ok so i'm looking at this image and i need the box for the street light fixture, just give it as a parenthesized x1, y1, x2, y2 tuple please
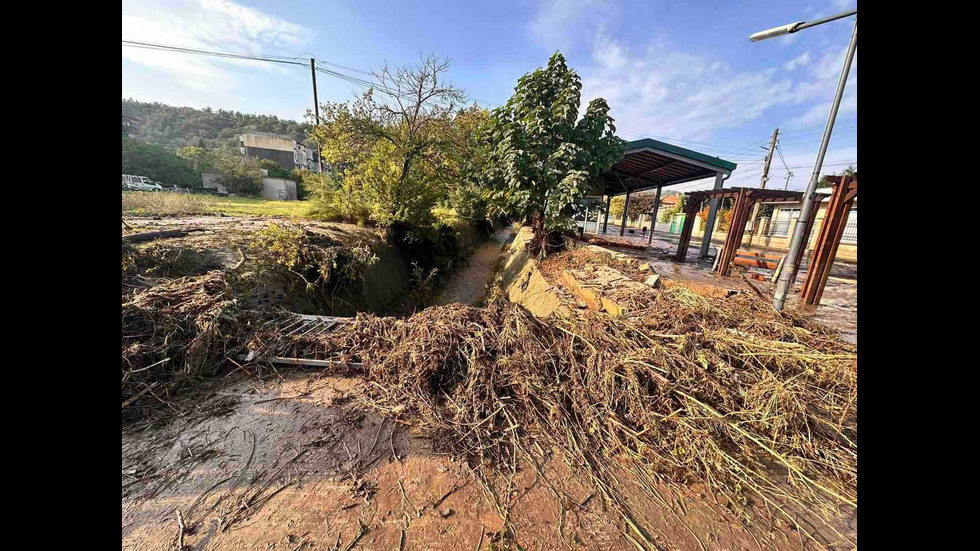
(750, 9, 857, 41)
(750, 9, 857, 312)
(749, 22, 804, 42)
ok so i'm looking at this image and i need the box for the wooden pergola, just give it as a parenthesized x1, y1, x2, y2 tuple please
(800, 175, 857, 306)
(674, 187, 826, 281)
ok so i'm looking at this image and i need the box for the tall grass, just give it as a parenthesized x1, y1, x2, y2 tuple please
(122, 191, 312, 218)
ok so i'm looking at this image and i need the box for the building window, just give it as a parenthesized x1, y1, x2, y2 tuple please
(770, 208, 800, 237)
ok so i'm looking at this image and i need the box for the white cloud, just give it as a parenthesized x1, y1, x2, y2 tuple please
(784, 47, 857, 128)
(786, 78, 856, 129)
(784, 52, 812, 71)
(580, 34, 796, 141)
(527, 0, 616, 51)
(122, 0, 313, 92)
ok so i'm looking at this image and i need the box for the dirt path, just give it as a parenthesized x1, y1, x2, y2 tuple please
(433, 229, 512, 306)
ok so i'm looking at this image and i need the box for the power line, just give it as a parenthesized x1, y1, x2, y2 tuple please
(122, 40, 308, 67)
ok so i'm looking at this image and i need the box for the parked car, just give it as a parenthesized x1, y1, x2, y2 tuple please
(122, 174, 163, 191)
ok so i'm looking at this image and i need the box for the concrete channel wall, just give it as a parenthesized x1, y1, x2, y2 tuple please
(498, 227, 564, 319)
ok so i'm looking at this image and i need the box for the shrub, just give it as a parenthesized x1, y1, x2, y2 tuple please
(215, 156, 262, 196)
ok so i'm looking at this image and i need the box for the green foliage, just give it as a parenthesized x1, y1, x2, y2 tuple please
(818, 164, 857, 187)
(259, 159, 294, 179)
(121, 137, 200, 188)
(309, 55, 470, 229)
(214, 155, 263, 196)
(122, 99, 310, 154)
(305, 171, 372, 224)
(609, 191, 657, 219)
(659, 195, 686, 223)
(441, 106, 492, 222)
(482, 52, 625, 239)
(289, 168, 327, 200)
(175, 146, 217, 173)
(175, 146, 261, 195)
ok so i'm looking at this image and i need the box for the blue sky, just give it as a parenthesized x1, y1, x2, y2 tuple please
(122, 0, 857, 192)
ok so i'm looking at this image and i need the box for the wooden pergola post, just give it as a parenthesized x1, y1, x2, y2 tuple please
(715, 188, 755, 277)
(674, 191, 703, 262)
(800, 177, 857, 306)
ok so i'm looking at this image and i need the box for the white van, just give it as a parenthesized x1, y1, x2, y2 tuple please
(122, 174, 163, 191)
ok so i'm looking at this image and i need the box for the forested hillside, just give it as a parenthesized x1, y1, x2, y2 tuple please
(122, 99, 311, 153)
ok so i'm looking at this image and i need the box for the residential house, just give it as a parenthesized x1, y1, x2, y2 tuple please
(240, 132, 321, 172)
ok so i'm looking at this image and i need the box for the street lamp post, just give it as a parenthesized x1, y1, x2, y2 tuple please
(751, 9, 857, 311)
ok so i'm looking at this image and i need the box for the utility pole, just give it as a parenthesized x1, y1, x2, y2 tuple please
(760, 15, 857, 311)
(747, 128, 778, 238)
(310, 58, 323, 173)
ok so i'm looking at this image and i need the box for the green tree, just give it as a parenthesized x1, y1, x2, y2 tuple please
(441, 106, 491, 221)
(609, 191, 657, 220)
(176, 146, 217, 173)
(122, 137, 200, 188)
(819, 164, 857, 186)
(482, 52, 625, 249)
(176, 146, 263, 195)
(659, 194, 686, 223)
(309, 55, 468, 228)
(258, 159, 294, 179)
(214, 155, 262, 195)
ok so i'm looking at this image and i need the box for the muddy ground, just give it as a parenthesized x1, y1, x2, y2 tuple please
(123, 372, 854, 551)
(587, 241, 858, 346)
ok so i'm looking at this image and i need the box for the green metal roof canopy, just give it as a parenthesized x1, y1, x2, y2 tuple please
(597, 138, 738, 196)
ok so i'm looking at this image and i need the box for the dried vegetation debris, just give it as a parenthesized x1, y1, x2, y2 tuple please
(122, 229, 857, 548)
(280, 282, 855, 547)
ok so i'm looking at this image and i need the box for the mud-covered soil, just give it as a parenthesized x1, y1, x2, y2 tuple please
(122, 373, 853, 551)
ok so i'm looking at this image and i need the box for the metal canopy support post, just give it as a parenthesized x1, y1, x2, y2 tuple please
(648, 186, 662, 246)
(619, 191, 631, 237)
(699, 172, 726, 259)
(603, 195, 611, 234)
